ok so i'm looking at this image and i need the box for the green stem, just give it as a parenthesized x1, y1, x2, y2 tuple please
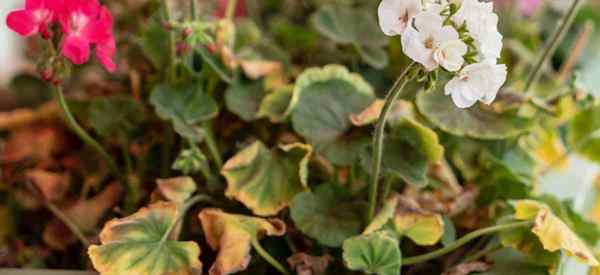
(251, 239, 291, 275)
(191, 0, 198, 20)
(402, 221, 534, 266)
(225, 0, 239, 20)
(202, 121, 223, 169)
(381, 176, 394, 203)
(162, 0, 177, 81)
(524, 0, 584, 94)
(367, 62, 415, 223)
(53, 86, 120, 178)
(162, 194, 215, 242)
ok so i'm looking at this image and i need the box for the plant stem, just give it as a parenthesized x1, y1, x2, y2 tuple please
(381, 176, 394, 203)
(53, 86, 120, 178)
(162, 194, 215, 242)
(225, 0, 239, 20)
(45, 201, 91, 247)
(402, 220, 534, 266)
(524, 0, 584, 94)
(191, 0, 198, 20)
(367, 62, 415, 223)
(162, 0, 177, 81)
(251, 239, 291, 275)
(202, 121, 223, 169)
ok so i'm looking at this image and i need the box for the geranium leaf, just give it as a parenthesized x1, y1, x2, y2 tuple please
(156, 177, 197, 203)
(88, 202, 202, 275)
(416, 86, 533, 139)
(198, 208, 286, 275)
(290, 183, 362, 247)
(342, 231, 402, 275)
(289, 65, 375, 165)
(310, 4, 387, 47)
(394, 210, 444, 246)
(568, 103, 600, 163)
(477, 248, 550, 275)
(364, 195, 399, 235)
(150, 82, 218, 141)
(90, 96, 146, 143)
(256, 85, 293, 123)
(225, 82, 269, 122)
(222, 141, 312, 216)
(357, 45, 389, 69)
(141, 17, 170, 69)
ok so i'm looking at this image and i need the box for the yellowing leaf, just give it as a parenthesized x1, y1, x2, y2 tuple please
(156, 177, 197, 203)
(88, 202, 202, 275)
(363, 195, 399, 235)
(513, 200, 548, 220)
(222, 141, 312, 216)
(532, 208, 599, 266)
(198, 208, 286, 275)
(350, 99, 414, 127)
(240, 59, 282, 80)
(529, 127, 568, 170)
(394, 211, 444, 246)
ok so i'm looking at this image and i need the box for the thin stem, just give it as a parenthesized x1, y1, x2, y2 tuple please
(251, 239, 291, 275)
(367, 62, 415, 222)
(381, 176, 395, 203)
(191, 0, 198, 20)
(524, 0, 584, 94)
(162, 0, 177, 81)
(402, 221, 534, 266)
(202, 121, 223, 169)
(225, 0, 239, 21)
(53, 86, 120, 178)
(162, 194, 215, 242)
(45, 201, 91, 247)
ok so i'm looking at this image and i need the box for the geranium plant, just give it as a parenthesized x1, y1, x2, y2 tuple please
(2, 0, 600, 274)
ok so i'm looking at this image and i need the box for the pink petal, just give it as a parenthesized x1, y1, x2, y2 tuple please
(96, 39, 117, 72)
(25, 0, 44, 10)
(61, 35, 91, 64)
(6, 10, 37, 36)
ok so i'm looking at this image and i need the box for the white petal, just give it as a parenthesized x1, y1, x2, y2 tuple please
(434, 39, 467, 72)
(414, 10, 444, 35)
(378, 0, 422, 36)
(401, 26, 437, 71)
(445, 78, 477, 108)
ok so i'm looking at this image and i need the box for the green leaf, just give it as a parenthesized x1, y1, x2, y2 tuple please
(416, 85, 534, 139)
(357, 45, 389, 69)
(198, 208, 286, 275)
(225, 82, 268, 122)
(9, 73, 51, 107)
(362, 118, 444, 187)
(256, 85, 294, 123)
(141, 17, 170, 69)
(342, 231, 402, 275)
(88, 202, 202, 275)
(172, 148, 210, 176)
(289, 65, 375, 165)
(290, 184, 363, 247)
(222, 141, 312, 216)
(89, 96, 146, 143)
(568, 103, 600, 163)
(150, 82, 218, 141)
(441, 216, 456, 247)
(476, 248, 550, 275)
(311, 4, 387, 47)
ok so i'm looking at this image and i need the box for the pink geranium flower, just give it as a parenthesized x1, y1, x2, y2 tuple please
(6, 0, 61, 38)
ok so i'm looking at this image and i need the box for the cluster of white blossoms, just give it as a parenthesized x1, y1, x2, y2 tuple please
(378, 0, 508, 108)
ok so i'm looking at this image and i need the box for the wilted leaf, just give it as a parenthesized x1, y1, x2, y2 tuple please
(222, 141, 311, 216)
(416, 85, 533, 139)
(289, 65, 375, 165)
(156, 177, 197, 203)
(513, 200, 548, 220)
(350, 99, 414, 127)
(364, 195, 398, 235)
(290, 183, 362, 247)
(342, 231, 402, 275)
(88, 202, 202, 275)
(568, 103, 600, 163)
(2, 125, 65, 163)
(150, 81, 217, 141)
(225, 82, 268, 122)
(240, 59, 282, 80)
(25, 170, 70, 202)
(90, 96, 146, 143)
(363, 118, 444, 187)
(528, 126, 568, 169)
(394, 209, 444, 246)
(287, 253, 332, 275)
(44, 183, 122, 250)
(198, 208, 286, 275)
(0, 101, 59, 130)
(442, 261, 490, 275)
(257, 85, 293, 123)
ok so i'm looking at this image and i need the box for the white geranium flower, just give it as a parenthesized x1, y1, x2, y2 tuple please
(444, 61, 508, 108)
(378, 0, 422, 36)
(401, 11, 467, 71)
(453, 0, 503, 60)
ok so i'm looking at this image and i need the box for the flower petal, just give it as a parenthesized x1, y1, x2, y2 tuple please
(96, 38, 117, 72)
(6, 10, 37, 36)
(61, 35, 91, 64)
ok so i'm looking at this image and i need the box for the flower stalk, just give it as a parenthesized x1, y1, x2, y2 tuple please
(367, 62, 415, 223)
(251, 238, 291, 275)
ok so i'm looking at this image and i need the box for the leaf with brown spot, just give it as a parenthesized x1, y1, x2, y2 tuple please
(198, 208, 286, 275)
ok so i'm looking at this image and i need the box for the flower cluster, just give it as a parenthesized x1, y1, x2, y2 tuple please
(378, 0, 507, 108)
(6, 0, 117, 72)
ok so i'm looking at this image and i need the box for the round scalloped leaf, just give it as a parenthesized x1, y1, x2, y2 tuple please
(88, 202, 202, 275)
(257, 85, 294, 123)
(357, 45, 389, 69)
(89, 96, 146, 143)
(156, 177, 197, 203)
(342, 231, 402, 275)
(222, 141, 312, 216)
(225, 82, 268, 122)
(289, 65, 375, 165)
(568, 103, 600, 163)
(290, 183, 362, 247)
(198, 208, 286, 275)
(416, 88, 533, 139)
(310, 4, 387, 47)
(150, 82, 218, 141)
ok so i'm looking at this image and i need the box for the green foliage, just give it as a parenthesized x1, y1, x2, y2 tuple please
(225, 82, 268, 122)
(89, 96, 146, 143)
(342, 231, 402, 275)
(568, 103, 600, 163)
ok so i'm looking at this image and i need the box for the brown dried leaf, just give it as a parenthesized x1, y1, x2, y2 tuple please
(0, 102, 59, 130)
(442, 261, 491, 275)
(287, 253, 332, 275)
(2, 125, 65, 163)
(25, 169, 70, 202)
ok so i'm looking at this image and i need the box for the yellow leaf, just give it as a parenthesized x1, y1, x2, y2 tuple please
(199, 208, 286, 275)
(363, 195, 398, 235)
(533, 208, 599, 266)
(513, 199, 548, 220)
(156, 177, 197, 203)
(88, 202, 202, 275)
(394, 212, 444, 246)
